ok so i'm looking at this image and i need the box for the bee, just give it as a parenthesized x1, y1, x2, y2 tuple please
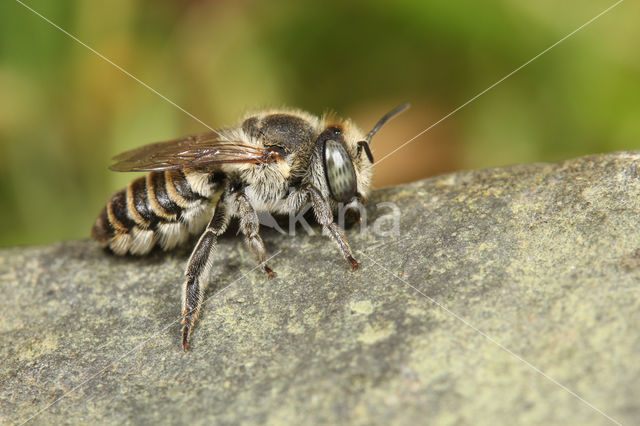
(92, 104, 409, 350)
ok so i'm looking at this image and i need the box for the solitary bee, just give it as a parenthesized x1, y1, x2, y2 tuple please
(92, 104, 409, 350)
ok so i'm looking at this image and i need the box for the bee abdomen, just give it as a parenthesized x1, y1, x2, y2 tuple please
(92, 170, 216, 256)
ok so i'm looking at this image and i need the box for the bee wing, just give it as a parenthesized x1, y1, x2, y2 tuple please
(109, 131, 280, 172)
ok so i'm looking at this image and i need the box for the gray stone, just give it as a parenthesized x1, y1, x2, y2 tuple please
(1, 151, 640, 425)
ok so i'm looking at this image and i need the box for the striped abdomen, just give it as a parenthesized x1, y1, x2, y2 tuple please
(92, 169, 221, 255)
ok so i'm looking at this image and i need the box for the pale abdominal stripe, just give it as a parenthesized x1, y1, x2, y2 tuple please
(92, 169, 217, 255)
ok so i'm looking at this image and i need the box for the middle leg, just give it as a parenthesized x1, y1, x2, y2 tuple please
(237, 194, 275, 278)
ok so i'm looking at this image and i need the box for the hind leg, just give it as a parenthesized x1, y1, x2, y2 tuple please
(181, 196, 229, 351)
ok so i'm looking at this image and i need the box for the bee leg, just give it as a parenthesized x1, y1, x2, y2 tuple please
(181, 197, 229, 351)
(343, 207, 362, 229)
(237, 194, 275, 279)
(307, 185, 359, 270)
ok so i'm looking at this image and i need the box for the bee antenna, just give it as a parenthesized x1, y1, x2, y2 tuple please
(366, 103, 410, 144)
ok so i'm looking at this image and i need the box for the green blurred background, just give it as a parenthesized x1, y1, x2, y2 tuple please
(1, 0, 638, 247)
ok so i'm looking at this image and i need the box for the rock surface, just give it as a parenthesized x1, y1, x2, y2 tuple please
(2, 151, 640, 425)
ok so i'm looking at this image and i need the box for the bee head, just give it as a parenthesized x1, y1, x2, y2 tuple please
(319, 104, 410, 204)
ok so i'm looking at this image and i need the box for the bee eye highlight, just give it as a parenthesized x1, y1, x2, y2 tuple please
(323, 140, 357, 203)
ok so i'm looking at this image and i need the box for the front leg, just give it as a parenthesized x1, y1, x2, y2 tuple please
(307, 185, 359, 270)
(181, 196, 229, 351)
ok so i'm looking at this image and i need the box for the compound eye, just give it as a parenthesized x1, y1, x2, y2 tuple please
(323, 139, 357, 203)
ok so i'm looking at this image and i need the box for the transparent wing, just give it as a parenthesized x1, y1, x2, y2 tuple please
(109, 131, 280, 172)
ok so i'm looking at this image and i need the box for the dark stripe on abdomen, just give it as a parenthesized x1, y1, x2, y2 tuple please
(110, 189, 137, 230)
(149, 171, 182, 216)
(130, 176, 158, 227)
